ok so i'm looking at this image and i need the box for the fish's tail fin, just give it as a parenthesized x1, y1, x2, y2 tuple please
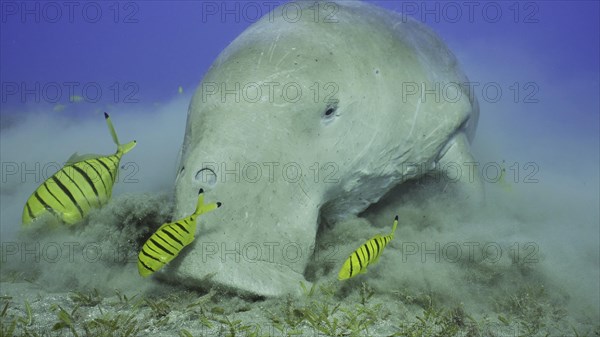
(118, 140, 137, 155)
(194, 188, 222, 216)
(104, 112, 137, 155)
(390, 215, 399, 238)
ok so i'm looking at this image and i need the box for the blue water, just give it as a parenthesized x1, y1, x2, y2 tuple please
(2, 1, 597, 119)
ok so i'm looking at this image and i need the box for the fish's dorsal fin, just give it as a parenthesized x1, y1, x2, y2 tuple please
(104, 112, 137, 155)
(65, 152, 104, 165)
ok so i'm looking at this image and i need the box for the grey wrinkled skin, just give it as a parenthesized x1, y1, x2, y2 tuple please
(167, 0, 482, 296)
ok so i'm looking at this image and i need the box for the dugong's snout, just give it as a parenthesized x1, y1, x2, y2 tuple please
(171, 157, 319, 296)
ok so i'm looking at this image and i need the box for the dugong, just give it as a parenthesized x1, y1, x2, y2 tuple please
(170, 0, 482, 296)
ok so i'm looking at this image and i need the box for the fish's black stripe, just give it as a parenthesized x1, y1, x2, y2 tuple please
(149, 238, 174, 256)
(26, 203, 34, 220)
(378, 238, 386, 257)
(349, 255, 354, 277)
(167, 225, 186, 238)
(107, 155, 122, 170)
(138, 257, 155, 272)
(73, 165, 99, 199)
(142, 248, 161, 262)
(34, 192, 55, 215)
(106, 155, 119, 165)
(372, 240, 380, 259)
(168, 224, 182, 236)
(161, 228, 183, 247)
(83, 161, 108, 194)
(99, 157, 117, 177)
(174, 222, 190, 234)
(354, 250, 363, 270)
(155, 233, 178, 249)
(43, 182, 65, 208)
(94, 158, 114, 182)
(374, 237, 381, 255)
(369, 240, 379, 257)
(364, 242, 371, 262)
(51, 176, 84, 218)
(62, 168, 92, 208)
(147, 244, 161, 256)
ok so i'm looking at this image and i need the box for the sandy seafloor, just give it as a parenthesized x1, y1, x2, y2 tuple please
(1, 159, 599, 336)
(1, 1, 599, 336)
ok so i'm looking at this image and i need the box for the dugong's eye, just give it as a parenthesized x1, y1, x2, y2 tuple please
(322, 102, 339, 123)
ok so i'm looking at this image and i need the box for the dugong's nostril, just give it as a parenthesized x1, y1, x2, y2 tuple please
(195, 168, 217, 188)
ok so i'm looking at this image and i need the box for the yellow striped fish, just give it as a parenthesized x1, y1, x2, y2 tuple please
(137, 189, 221, 277)
(338, 215, 399, 280)
(22, 112, 136, 226)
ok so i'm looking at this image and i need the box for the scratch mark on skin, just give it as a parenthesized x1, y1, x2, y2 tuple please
(426, 124, 444, 140)
(408, 99, 421, 139)
(276, 50, 293, 70)
(256, 67, 308, 84)
(298, 180, 311, 204)
(419, 125, 442, 151)
(256, 51, 265, 70)
(334, 125, 351, 148)
(392, 148, 411, 162)
(269, 33, 281, 63)
(421, 125, 445, 154)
